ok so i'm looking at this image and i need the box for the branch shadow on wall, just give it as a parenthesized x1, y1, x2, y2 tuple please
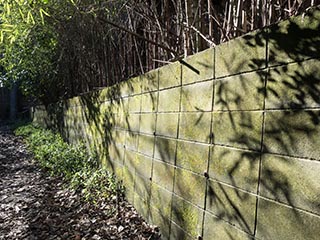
(205, 6, 320, 240)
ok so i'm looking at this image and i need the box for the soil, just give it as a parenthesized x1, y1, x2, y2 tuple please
(0, 127, 161, 240)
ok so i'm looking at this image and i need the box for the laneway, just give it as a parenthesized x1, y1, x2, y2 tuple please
(0, 129, 160, 240)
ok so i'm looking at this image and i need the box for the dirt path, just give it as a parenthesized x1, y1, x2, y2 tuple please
(0, 130, 160, 240)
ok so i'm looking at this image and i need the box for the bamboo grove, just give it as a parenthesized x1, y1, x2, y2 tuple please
(0, 0, 318, 104)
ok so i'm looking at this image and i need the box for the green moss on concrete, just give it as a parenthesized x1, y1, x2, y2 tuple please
(256, 198, 320, 240)
(150, 183, 172, 218)
(122, 167, 135, 203)
(266, 59, 320, 109)
(158, 87, 181, 112)
(176, 140, 209, 174)
(141, 92, 158, 112)
(114, 112, 126, 129)
(268, 8, 320, 66)
(134, 193, 150, 221)
(119, 76, 141, 96)
(209, 146, 260, 193)
(215, 30, 266, 78)
(141, 69, 159, 93)
(158, 61, 182, 89)
(111, 159, 123, 180)
(110, 129, 126, 146)
(135, 174, 151, 201)
(212, 111, 263, 151)
(149, 206, 171, 239)
(206, 180, 256, 234)
(203, 211, 253, 240)
(156, 113, 179, 138)
(139, 113, 156, 134)
(125, 132, 139, 150)
(138, 134, 155, 157)
(182, 48, 214, 84)
(171, 195, 203, 238)
(181, 80, 213, 112)
(108, 143, 125, 163)
(152, 160, 175, 191)
(174, 168, 206, 208)
(126, 113, 140, 132)
(264, 110, 320, 160)
(125, 151, 152, 179)
(214, 71, 266, 111)
(154, 137, 177, 164)
(260, 154, 320, 215)
(128, 95, 142, 113)
(179, 112, 211, 143)
(170, 221, 194, 240)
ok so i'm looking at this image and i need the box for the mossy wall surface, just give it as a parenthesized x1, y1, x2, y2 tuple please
(32, 7, 320, 240)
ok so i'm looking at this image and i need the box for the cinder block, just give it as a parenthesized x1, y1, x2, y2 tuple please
(209, 146, 260, 193)
(260, 154, 320, 215)
(126, 152, 152, 179)
(138, 134, 155, 157)
(135, 174, 151, 202)
(266, 59, 320, 109)
(156, 113, 179, 138)
(108, 143, 125, 163)
(158, 61, 182, 89)
(150, 183, 173, 219)
(158, 87, 181, 112)
(111, 159, 123, 179)
(141, 92, 158, 112)
(118, 76, 141, 96)
(182, 48, 214, 84)
(181, 81, 213, 112)
(154, 137, 177, 164)
(128, 95, 141, 113)
(152, 160, 175, 191)
(140, 113, 156, 134)
(112, 97, 129, 115)
(122, 167, 135, 203)
(171, 195, 203, 238)
(149, 206, 171, 240)
(176, 140, 209, 174)
(264, 110, 320, 160)
(125, 132, 139, 150)
(124, 149, 138, 170)
(179, 112, 211, 143)
(126, 113, 140, 132)
(212, 111, 263, 151)
(256, 198, 320, 240)
(215, 30, 266, 78)
(214, 71, 266, 111)
(203, 211, 253, 240)
(174, 168, 206, 208)
(134, 193, 150, 220)
(206, 180, 256, 234)
(114, 112, 127, 129)
(141, 69, 159, 93)
(110, 129, 126, 146)
(170, 221, 194, 240)
(268, 9, 320, 66)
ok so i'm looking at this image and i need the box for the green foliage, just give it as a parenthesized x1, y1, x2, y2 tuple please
(14, 123, 124, 202)
(0, 0, 63, 103)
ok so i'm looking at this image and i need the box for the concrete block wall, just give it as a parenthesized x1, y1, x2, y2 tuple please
(33, 7, 320, 240)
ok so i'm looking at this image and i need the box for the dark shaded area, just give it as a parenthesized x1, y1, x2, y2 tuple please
(0, 130, 160, 240)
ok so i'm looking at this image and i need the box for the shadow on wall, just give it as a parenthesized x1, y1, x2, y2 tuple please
(37, 6, 320, 240)
(204, 7, 320, 240)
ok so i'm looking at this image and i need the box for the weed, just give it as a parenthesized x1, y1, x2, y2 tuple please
(14, 123, 124, 203)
